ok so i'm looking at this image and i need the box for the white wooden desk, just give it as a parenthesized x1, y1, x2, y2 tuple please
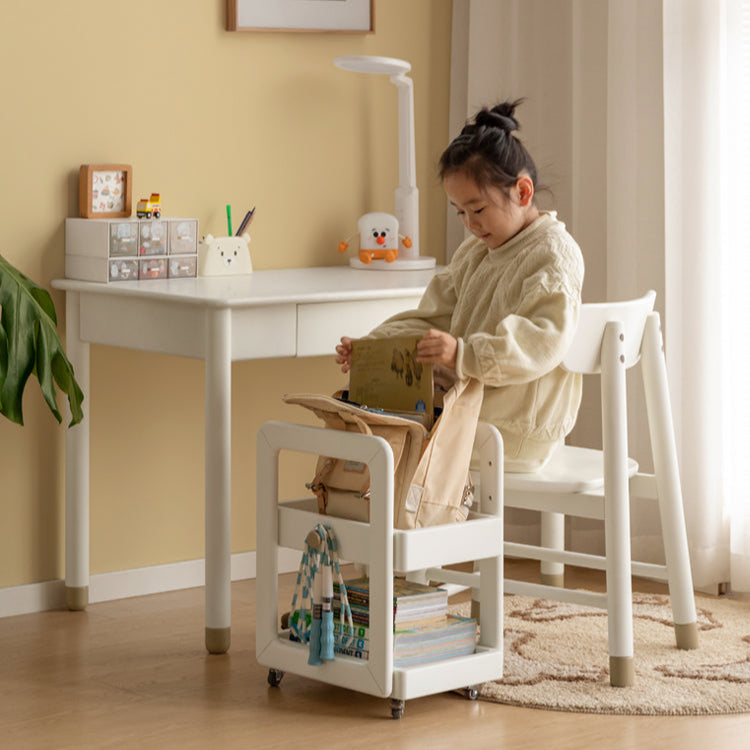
(52, 266, 434, 654)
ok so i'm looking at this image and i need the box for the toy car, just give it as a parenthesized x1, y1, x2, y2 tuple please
(136, 193, 162, 219)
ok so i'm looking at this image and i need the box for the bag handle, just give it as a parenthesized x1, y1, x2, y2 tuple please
(307, 459, 334, 513)
(339, 411, 373, 436)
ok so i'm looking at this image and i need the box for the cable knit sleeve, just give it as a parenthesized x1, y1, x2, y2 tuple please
(455, 236, 584, 387)
(366, 261, 459, 339)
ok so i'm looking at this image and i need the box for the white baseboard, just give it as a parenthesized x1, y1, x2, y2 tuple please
(0, 578, 68, 618)
(0, 548, 302, 619)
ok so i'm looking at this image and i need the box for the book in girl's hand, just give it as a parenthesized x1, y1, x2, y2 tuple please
(349, 336, 434, 428)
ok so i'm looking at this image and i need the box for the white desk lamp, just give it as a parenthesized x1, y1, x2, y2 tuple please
(334, 55, 436, 270)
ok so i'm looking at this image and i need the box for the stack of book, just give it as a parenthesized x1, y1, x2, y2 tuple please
(331, 576, 477, 666)
(339, 576, 448, 628)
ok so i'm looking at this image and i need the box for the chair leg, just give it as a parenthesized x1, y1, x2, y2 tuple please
(641, 314, 698, 649)
(602, 321, 634, 687)
(540, 512, 565, 586)
(405, 569, 430, 585)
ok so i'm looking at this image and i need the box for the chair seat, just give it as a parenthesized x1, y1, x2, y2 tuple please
(504, 445, 639, 493)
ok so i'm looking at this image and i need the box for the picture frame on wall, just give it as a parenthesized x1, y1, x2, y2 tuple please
(226, 0, 373, 33)
(79, 164, 133, 219)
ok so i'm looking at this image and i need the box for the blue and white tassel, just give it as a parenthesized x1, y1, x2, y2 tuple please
(288, 523, 354, 665)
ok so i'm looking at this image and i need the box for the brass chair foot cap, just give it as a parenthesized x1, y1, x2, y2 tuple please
(470, 599, 481, 622)
(540, 572, 565, 588)
(609, 655, 634, 687)
(675, 621, 699, 650)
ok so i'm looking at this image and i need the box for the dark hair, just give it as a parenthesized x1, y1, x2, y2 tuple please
(439, 99, 539, 197)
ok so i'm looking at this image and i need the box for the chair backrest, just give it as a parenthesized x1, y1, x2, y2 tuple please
(562, 290, 656, 374)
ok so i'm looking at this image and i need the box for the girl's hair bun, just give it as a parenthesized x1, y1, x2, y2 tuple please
(474, 102, 520, 133)
(439, 97, 540, 195)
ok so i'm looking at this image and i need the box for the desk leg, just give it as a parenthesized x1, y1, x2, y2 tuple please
(65, 291, 90, 611)
(205, 307, 232, 654)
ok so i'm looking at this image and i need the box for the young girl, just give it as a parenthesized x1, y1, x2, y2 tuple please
(336, 100, 584, 472)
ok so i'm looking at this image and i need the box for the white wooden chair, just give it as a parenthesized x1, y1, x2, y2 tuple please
(503, 291, 698, 687)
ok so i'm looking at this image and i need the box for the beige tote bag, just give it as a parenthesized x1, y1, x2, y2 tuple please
(283, 377, 483, 529)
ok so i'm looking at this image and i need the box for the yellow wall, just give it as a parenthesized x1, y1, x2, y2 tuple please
(0, 1, 452, 586)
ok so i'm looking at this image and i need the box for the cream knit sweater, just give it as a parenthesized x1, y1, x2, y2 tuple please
(369, 211, 584, 471)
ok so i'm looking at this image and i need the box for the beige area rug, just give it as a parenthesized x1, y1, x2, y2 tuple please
(450, 593, 750, 715)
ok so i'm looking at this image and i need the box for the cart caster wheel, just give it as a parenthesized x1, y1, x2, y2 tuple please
(465, 686, 479, 700)
(390, 698, 405, 719)
(267, 668, 284, 687)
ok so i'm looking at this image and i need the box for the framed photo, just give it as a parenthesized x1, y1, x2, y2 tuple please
(79, 164, 133, 219)
(226, 0, 373, 33)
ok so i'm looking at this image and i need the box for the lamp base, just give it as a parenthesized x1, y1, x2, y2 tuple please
(350, 256, 436, 271)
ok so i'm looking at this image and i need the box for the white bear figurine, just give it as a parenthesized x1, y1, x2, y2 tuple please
(198, 233, 253, 276)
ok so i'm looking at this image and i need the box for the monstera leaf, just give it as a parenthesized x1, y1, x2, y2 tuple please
(0, 254, 83, 426)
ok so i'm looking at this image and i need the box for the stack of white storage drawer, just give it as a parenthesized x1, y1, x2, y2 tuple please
(65, 217, 199, 282)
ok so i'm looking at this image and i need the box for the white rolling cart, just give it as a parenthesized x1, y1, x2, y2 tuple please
(256, 420, 504, 719)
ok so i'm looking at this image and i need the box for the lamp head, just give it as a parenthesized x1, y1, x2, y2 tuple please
(334, 55, 411, 77)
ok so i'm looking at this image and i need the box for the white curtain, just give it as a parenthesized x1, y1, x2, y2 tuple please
(663, 0, 726, 589)
(723, 0, 750, 591)
(453, 0, 750, 591)
(663, 0, 750, 593)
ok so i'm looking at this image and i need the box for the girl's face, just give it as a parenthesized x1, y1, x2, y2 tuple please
(443, 170, 538, 250)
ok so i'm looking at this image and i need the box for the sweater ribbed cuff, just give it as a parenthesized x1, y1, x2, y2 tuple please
(455, 337, 479, 381)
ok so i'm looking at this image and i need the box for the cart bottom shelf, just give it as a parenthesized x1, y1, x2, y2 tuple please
(259, 633, 502, 705)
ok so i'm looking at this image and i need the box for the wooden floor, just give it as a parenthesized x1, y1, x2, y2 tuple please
(2, 563, 749, 750)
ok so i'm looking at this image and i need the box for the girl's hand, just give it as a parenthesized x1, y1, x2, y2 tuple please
(335, 336, 355, 373)
(416, 329, 458, 369)
(433, 363, 458, 391)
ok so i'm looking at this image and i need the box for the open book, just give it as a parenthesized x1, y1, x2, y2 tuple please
(348, 336, 434, 428)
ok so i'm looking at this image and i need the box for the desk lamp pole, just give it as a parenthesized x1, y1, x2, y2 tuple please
(392, 68, 419, 262)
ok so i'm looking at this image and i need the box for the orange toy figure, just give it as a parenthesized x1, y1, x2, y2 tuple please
(338, 212, 412, 265)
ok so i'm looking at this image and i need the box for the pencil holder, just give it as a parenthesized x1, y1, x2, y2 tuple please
(198, 233, 252, 276)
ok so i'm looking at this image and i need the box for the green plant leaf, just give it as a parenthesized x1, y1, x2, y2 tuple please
(0, 254, 84, 426)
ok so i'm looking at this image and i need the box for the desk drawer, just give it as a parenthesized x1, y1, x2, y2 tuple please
(79, 296, 296, 360)
(296, 296, 422, 357)
(80, 295, 206, 357)
(231, 305, 296, 360)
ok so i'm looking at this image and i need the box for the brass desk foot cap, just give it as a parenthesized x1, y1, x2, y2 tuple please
(675, 621, 699, 650)
(609, 655, 634, 687)
(65, 586, 89, 611)
(540, 572, 565, 587)
(206, 627, 231, 654)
